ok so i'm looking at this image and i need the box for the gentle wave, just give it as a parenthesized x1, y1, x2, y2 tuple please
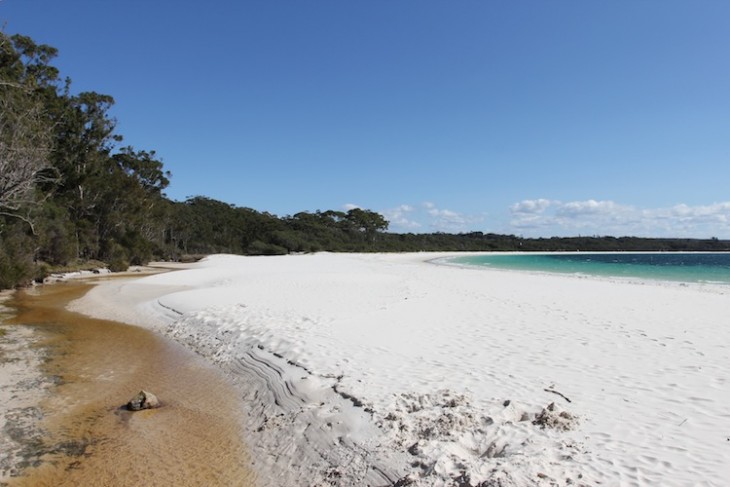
(446, 252, 730, 284)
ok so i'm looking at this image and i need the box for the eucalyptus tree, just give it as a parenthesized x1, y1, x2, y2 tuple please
(0, 33, 58, 232)
(345, 208, 389, 242)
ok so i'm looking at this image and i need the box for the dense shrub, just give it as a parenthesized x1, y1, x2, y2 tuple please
(0, 233, 36, 288)
(105, 241, 130, 272)
(247, 240, 288, 256)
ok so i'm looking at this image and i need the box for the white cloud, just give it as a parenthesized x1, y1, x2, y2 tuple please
(377, 202, 484, 233)
(509, 198, 730, 238)
(346, 198, 730, 237)
(556, 199, 620, 217)
(382, 204, 421, 230)
(668, 202, 730, 222)
(510, 198, 553, 214)
(343, 203, 360, 211)
(427, 206, 460, 219)
(422, 202, 484, 232)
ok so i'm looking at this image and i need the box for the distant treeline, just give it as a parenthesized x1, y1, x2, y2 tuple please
(1, 32, 728, 289)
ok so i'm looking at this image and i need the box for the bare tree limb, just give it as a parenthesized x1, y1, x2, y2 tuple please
(0, 210, 36, 235)
(0, 79, 54, 226)
(544, 388, 572, 403)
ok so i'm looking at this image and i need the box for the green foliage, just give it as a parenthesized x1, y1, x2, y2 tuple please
(0, 31, 172, 287)
(269, 230, 308, 253)
(0, 33, 57, 227)
(112, 147, 170, 194)
(105, 240, 130, 272)
(34, 262, 51, 283)
(165, 197, 284, 256)
(0, 231, 35, 288)
(247, 240, 288, 255)
(345, 208, 389, 241)
(35, 204, 76, 266)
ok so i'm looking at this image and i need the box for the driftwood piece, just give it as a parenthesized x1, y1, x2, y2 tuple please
(543, 388, 572, 403)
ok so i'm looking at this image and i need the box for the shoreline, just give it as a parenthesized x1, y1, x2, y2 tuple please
(67, 252, 730, 485)
(432, 252, 730, 289)
(66, 269, 408, 485)
(0, 279, 257, 486)
(0, 295, 58, 483)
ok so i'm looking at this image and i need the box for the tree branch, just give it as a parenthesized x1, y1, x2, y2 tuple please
(0, 210, 36, 235)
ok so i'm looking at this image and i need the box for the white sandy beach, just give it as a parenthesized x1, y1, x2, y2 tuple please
(69, 253, 730, 486)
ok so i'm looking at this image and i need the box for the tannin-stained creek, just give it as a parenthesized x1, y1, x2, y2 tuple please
(3, 280, 257, 486)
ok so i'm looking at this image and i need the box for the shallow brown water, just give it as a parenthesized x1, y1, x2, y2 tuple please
(6, 281, 257, 486)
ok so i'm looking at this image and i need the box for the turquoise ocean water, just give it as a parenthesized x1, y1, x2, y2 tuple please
(446, 253, 730, 284)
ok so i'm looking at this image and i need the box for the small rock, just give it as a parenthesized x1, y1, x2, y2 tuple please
(407, 441, 420, 455)
(126, 390, 160, 411)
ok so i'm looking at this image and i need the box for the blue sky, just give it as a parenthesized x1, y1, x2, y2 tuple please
(2, 1, 729, 237)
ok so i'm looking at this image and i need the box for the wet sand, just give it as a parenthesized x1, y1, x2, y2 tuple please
(3, 281, 257, 486)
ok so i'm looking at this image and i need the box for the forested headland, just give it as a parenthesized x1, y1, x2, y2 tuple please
(1, 32, 728, 289)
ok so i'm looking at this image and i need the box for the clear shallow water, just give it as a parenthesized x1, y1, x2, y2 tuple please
(3, 283, 255, 486)
(448, 253, 730, 284)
